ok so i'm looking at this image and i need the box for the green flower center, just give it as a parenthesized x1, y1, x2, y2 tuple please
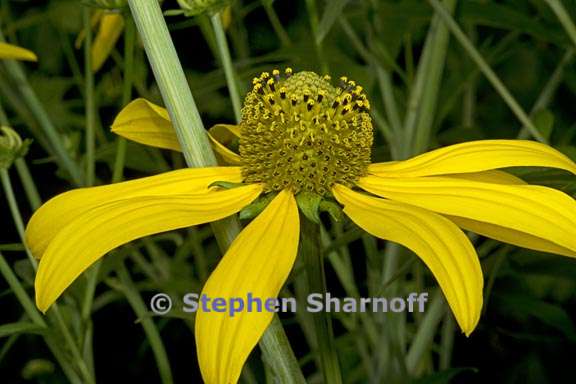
(239, 69, 373, 196)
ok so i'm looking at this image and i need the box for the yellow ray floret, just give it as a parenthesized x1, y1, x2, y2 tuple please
(112, 98, 241, 164)
(195, 189, 299, 384)
(369, 140, 576, 177)
(332, 184, 482, 335)
(0, 42, 37, 61)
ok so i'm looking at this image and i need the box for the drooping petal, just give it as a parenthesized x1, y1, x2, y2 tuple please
(112, 99, 243, 164)
(111, 98, 180, 151)
(0, 42, 37, 61)
(26, 167, 242, 258)
(446, 215, 576, 257)
(35, 183, 263, 312)
(208, 124, 242, 165)
(332, 184, 482, 335)
(91, 13, 124, 72)
(369, 140, 576, 177)
(358, 175, 576, 257)
(196, 189, 299, 384)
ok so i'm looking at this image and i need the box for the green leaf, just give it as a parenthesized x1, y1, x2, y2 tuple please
(493, 293, 576, 341)
(0, 322, 45, 338)
(317, 0, 350, 44)
(531, 109, 555, 141)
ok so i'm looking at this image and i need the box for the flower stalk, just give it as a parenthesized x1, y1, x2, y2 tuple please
(301, 215, 343, 384)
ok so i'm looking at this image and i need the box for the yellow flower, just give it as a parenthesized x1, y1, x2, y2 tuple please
(0, 42, 37, 61)
(27, 69, 576, 383)
(76, 10, 124, 72)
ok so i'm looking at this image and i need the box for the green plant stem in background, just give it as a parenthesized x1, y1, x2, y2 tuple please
(112, 14, 136, 183)
(544, 0, 576, 49)
(426, 0, 546, 143)
(116, 262, 174, 384)
(408, 0, 455, 156)
(261, 0, 292, 47)
(301, 216, 343, 384)
(1, 169, 38, 268)
(518, 49, 574, 139)
(83, 7, 95, 187)
(405, 290, 445, 375)
(0, 30, 84, 185)
(259, 316, 307, 384)
(305, 0, 328, 74)
(210, 13, 242, 122)
(127, 1, 304, 381)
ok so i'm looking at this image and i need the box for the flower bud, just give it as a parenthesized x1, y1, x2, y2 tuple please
(0, 126, 32, 170)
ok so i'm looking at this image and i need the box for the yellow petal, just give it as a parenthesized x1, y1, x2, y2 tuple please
(369, 140, 576, 177)
(112, 99, 243, 165)
(91, 13, 124, 72)
(26, 167, 242, 258)
(0, 42, 37, 61)
(358, 175, 576, 257)
(444, 170, 525, 184)
(208, 124, 242, 165)
(196, 189, 299, 384)
(35, 183, 263, 312)
(446, 216, 576, 257)
(111, 98, 181, 151)
(332, 184, 482, 335)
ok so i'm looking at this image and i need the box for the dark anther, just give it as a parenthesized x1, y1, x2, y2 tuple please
(317, 93, 324, 103)
(307, 102, 313, 111)
(332, 100, 339, 109)
(291, 98, 297, 106)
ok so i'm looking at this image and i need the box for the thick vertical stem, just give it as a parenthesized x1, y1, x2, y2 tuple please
(301, 216, 343, 384)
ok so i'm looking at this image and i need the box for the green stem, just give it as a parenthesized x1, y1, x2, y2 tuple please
(259, 316, 307, 384)
(301, 216, 343, 384)
(83, 7, 96, 187)
(0, 252, 44, 326)
(544, 0, 576, 49)
(117, 262, 174, 384)
(210, 13, 242, 122)
(113, 14, 136, 183)
(405, 290, 445, 374)
(1, 169, 37, 268)
(262, 0, 292, 47)
(426, 0, 546, 143)
(403, 0, 455, 157)
(14, 159, 41, 210)
(127, 1, 304, 381)
(0, 31, 84, 185)
(410, 0, 455, 155)
(305, 0, 329, 74)
(518, 49, 574, 139)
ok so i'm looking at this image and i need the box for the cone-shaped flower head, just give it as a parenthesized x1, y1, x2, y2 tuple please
(240, 69, 372, 195)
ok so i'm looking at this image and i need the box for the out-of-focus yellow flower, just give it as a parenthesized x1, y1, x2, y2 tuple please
(0, 42, 37, 61)
(76, 10, 124, 72)
(27, 69, 576, 384)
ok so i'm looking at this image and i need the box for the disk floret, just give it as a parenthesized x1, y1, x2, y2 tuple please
(240, 69, 373, 196)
